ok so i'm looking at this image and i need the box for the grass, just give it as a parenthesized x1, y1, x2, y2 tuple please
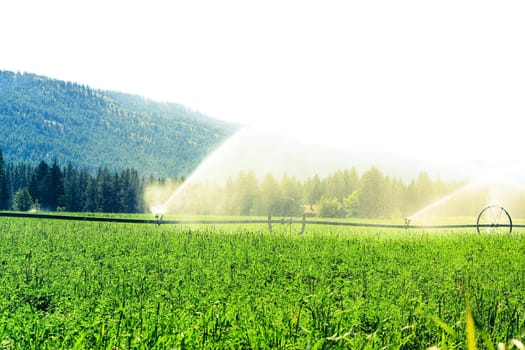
(0, 216, 524, 348)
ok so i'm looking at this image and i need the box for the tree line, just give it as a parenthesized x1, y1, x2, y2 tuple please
(0, 149, 146, 213)
(156, 168, 465, 219)
(0, 148, 464, 218)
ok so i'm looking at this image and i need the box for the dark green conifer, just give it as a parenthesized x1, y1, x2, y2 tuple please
(0, 149, 9, 210)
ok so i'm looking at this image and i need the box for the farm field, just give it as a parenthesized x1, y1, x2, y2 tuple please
(0, 216, 525, 349)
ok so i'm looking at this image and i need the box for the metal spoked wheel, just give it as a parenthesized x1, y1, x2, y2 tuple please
(476, 206, 512, 234)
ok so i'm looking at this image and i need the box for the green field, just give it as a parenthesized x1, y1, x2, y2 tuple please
(0, 217, 524, 349)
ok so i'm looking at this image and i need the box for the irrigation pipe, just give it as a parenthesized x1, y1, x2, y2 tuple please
(1, 211, 522, 232)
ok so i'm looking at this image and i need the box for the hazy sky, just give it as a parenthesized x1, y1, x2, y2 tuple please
(2, 0, 525, 167)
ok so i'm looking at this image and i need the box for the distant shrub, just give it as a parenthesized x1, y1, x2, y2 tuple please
(318, 197, 345, 218)
(13, 188, 33, 211)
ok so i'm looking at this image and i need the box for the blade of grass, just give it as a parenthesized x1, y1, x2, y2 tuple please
(467, 304, 477, 350)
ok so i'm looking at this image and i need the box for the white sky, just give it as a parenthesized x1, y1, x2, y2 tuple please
(2, 0, 525, 168)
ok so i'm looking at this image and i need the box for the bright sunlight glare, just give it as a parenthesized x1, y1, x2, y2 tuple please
(2, 0, 524, 172)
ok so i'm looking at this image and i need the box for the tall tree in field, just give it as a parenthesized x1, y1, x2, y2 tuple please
(280, 174, 303, 216)
(234, 171, 259, 216)
(304, 175, 322, 206)
(0, 149, 9, 210)
(118, 168, 143, 213)
(79, 168, 93, 212)
(117, 169, 131, 213)
(342, 168, 360, 199)
(96, 168, 114, 212)
(49, 160, 64, 210)
(63, 163, 80, 212)
(29, 161, 51, 209)
(258, 172, 281, 216)
(323, 171, 344, 203)
(133, 170, 145, 213)
(83, 175, 97, 212)
(358, 166, 388, 218)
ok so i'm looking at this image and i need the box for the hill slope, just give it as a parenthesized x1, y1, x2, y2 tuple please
(0, 71, 238, 177)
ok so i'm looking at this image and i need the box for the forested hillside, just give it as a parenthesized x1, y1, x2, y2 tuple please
(0, 70, 237, 177)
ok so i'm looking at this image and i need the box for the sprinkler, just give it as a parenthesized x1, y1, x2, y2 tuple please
(151, 205, 166, 226)
(155, 213, 164, 226)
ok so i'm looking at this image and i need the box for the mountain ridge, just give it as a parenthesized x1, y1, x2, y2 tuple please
(0, 70, 238, 177)
(0, 70, 464, 183)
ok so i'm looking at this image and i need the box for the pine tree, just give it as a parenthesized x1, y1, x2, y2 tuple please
(49, 160, 64, 210)
(95, 168, 114, 212)
(358, 167, 388, 218)
(280, 174, 303, 217)
(304, 175, 322, 206)
(79, 169, 92, 212)
(62, 163, 79, 211)
(0, 149, 9, 210)
(259, 173, 281, 215)
(29, 161, 51, 210)
(83, 176, 97, 212)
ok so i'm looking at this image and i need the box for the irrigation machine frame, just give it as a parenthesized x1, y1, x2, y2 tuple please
(0, 205, 520, 234)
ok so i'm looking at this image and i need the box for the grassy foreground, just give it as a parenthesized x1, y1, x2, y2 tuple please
(0, 218, 524, 349)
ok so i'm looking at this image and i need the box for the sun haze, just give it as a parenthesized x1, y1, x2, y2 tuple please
(2, 0, 524, 173)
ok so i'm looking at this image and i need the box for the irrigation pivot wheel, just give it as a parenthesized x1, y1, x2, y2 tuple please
(476, 206, 512, 234)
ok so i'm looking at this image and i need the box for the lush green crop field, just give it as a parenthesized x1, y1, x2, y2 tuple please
(0, 217, 525, 349)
